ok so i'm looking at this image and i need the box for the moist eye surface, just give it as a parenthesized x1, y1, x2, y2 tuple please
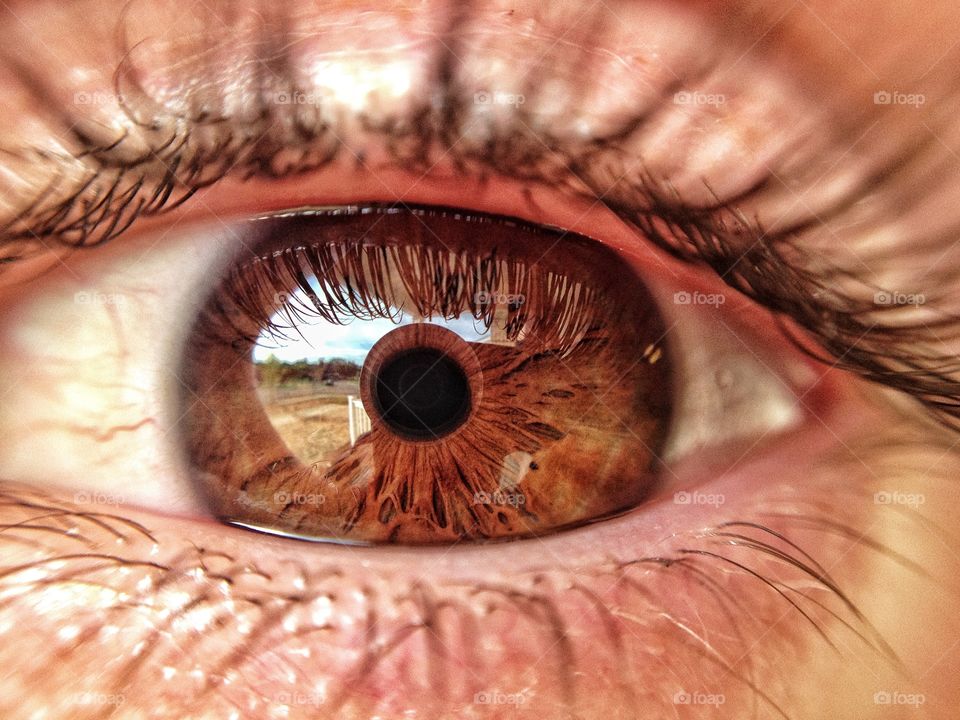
(180, 204, 673, 545)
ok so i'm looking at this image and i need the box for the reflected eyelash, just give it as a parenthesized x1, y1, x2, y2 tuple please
(215, 210, 610, 356)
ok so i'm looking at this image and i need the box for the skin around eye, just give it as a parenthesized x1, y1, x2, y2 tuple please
(1, 0, 960, 718)
(180, 205, 673, 544)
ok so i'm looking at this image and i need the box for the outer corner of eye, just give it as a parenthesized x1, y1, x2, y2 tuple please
(172, 203, 680, 546)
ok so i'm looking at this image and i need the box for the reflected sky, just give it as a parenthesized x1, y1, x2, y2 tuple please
(253, 289, 492, 363)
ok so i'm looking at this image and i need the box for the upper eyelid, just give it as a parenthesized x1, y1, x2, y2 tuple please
(0, 0, 949, 261)
(0, 77, 747, 252)
(0, 2, 907, 261)
(3, 7, 960, 431)
(0, 1, 778, 257)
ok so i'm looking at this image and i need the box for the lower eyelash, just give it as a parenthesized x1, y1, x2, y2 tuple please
(0, 471, 922, 719)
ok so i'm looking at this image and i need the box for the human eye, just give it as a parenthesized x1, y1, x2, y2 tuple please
(1, 2, 959, 719)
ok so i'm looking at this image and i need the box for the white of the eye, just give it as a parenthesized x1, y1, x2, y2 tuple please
(652, 284, 810, 464)
(0, 220, 243, 513)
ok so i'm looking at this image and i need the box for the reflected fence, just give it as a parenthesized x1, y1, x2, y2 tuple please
(347, 395, 371, 445)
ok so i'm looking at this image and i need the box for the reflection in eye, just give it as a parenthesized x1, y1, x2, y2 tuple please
(181, 205, 672, 544)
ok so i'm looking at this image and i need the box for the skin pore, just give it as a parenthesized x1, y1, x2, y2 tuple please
(0, 0, 959, 718)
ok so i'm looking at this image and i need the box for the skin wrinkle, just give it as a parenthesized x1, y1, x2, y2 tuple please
(0, 1, 957, 718)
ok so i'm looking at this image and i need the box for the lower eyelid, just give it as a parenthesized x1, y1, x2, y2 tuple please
(0, 394, 925, 719)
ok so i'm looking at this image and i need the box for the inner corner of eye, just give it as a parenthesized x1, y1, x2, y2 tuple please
(176, 203, 674, 546)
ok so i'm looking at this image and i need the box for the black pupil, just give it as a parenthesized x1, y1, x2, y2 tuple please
(374, 347, 471, 440)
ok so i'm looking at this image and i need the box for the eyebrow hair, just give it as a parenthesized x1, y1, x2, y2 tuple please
(1, 3, 960, 435)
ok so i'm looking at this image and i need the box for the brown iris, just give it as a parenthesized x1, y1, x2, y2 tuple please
(180, 205, 672, 544)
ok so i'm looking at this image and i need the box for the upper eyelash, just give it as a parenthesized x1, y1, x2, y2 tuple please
(3, 5, 960, 437)
(0, 4, 744, 260)
(0, 85, 713, 255)
(602, 123, 960, 433)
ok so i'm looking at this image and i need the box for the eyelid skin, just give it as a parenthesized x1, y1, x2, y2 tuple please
(1, 0, 955, 247)
(0, 0, 823, 246)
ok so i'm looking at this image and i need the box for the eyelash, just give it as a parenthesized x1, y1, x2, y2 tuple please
(9, 66, 960, 444)
(0, 18, 742, 261)
(215, 206, 606, 356)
